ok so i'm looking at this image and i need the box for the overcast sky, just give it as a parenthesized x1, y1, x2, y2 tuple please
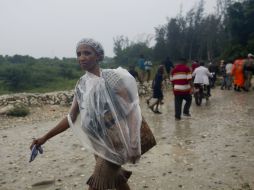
(0, 0, 217, 58)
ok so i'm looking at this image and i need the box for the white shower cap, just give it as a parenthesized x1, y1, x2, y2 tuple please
(76, 38, 104, 61)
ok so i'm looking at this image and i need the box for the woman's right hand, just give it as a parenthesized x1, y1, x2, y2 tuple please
(128, 147, 141, 164)
(30, 136, 47, 150)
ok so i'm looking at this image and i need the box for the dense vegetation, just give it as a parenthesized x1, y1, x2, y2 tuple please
(114, 0, 254, 64)
(0, 55, 114, 94)
(1, 0, 253, 94)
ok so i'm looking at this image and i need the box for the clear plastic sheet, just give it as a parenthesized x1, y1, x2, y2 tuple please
(67, 67, 142, 165)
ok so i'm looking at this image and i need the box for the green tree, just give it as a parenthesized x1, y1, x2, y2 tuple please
(223, 0, 254, 58)
(113, 36, 153, 67)
(1, 65, 31, 90)
(153, 26, 168, 60)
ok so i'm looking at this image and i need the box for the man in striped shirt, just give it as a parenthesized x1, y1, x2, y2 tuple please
(170, 58, 192, 120)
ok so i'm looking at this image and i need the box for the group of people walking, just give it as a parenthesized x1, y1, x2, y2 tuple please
(143, 57, 193, 120)
(208, 54, 254, 92)
(144, 53, 254, 120)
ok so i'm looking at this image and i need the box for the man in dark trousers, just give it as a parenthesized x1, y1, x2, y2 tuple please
(208, 62, 219, 88)
(170, 58, 192, 120)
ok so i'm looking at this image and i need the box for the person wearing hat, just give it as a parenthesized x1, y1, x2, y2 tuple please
(30, 38, 142, 190)
(243, 53, 254, 91)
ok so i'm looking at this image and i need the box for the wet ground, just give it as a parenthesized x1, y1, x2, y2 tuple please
(0, 87, 254, 190)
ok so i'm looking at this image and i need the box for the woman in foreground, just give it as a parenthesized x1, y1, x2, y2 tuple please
(30, 38, 142, 190)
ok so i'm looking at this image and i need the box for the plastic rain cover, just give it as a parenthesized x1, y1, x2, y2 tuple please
(67, 67, 142, 165)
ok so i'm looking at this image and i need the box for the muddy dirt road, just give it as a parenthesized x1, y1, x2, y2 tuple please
(0, 88, 253, 190)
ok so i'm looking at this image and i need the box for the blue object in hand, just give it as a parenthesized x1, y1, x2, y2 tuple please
(29, 145, 43, 162)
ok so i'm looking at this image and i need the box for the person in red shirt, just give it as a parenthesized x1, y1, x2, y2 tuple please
(191, 60, 199, 73)
(171, 58, 192, 120)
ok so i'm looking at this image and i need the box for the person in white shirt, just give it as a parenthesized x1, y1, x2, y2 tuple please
(225, 62, 233, 90)
(192, 62, 213, 96)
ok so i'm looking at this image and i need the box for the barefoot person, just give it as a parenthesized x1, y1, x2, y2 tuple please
(148, 65, 164, 114)
(30, 38, 142, 190)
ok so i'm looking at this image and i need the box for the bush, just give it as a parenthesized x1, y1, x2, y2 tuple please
(1, 65, 31, 91)
(7, 104, 30, 117)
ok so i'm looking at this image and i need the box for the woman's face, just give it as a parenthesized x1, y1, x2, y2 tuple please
(76, 44, 99, 72)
